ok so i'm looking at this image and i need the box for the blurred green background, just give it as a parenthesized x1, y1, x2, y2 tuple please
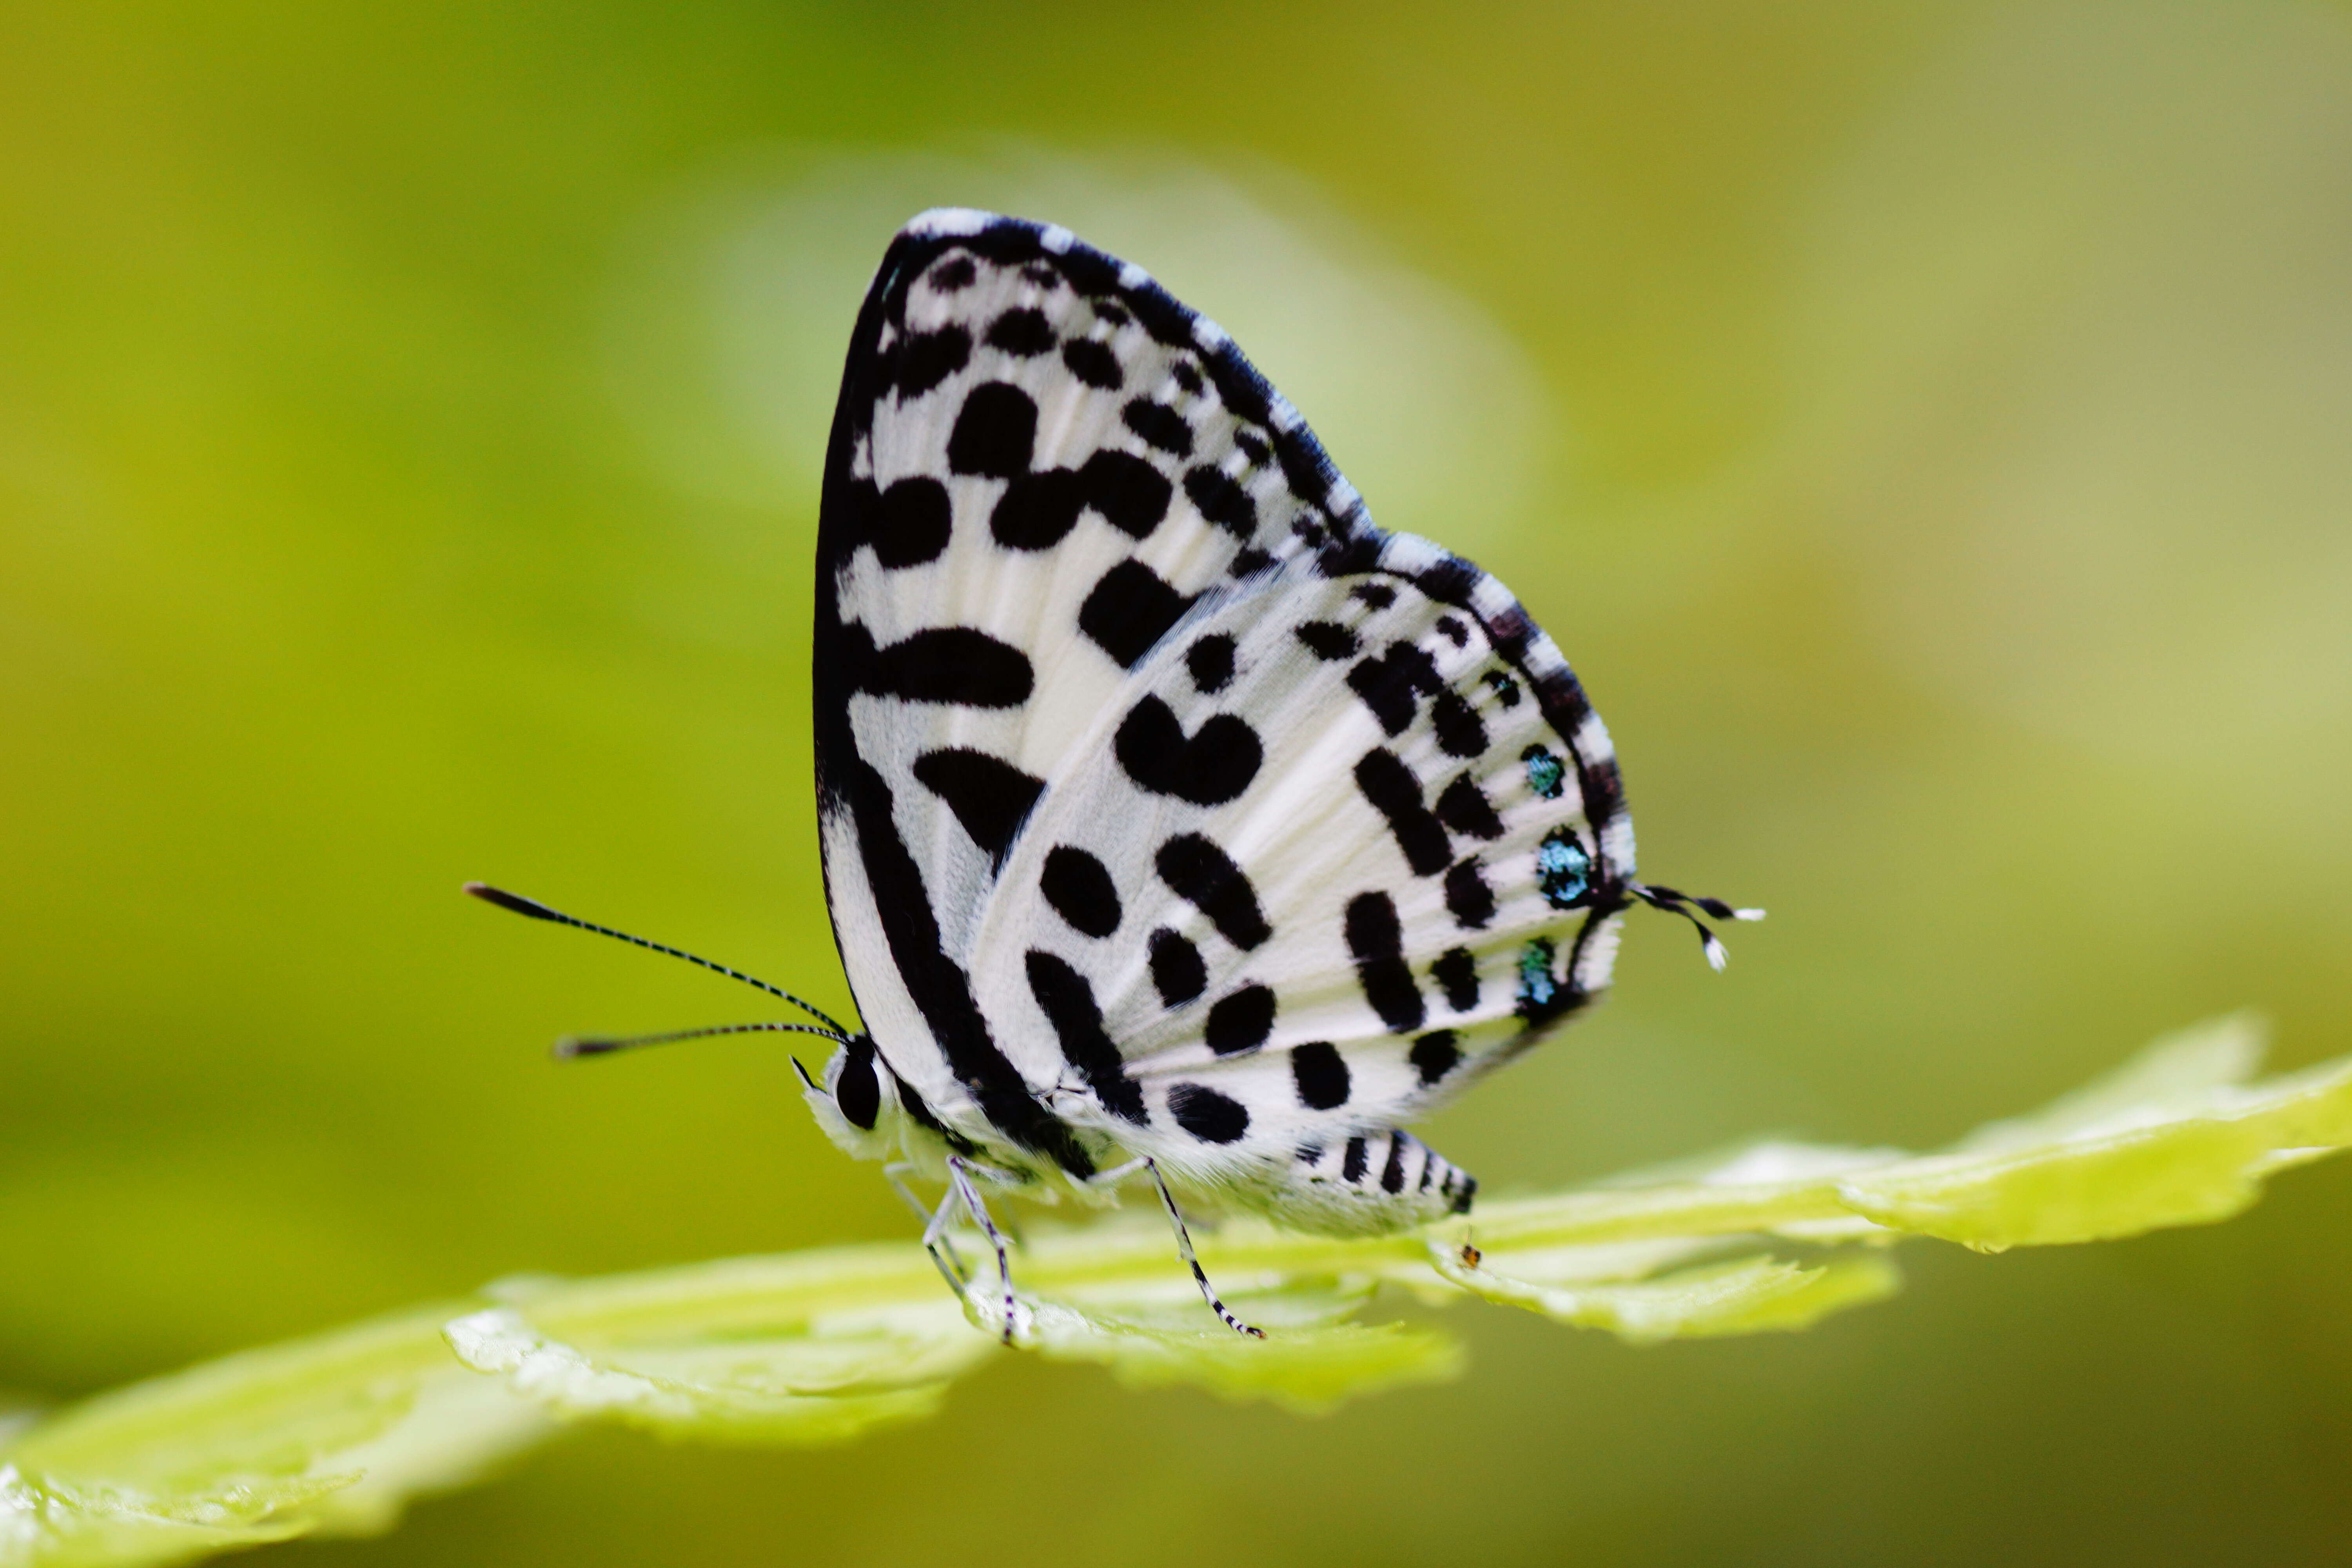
(7, 2, 2352, 1562)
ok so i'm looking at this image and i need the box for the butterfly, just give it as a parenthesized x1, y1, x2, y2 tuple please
(470, 209, 1759, 1340)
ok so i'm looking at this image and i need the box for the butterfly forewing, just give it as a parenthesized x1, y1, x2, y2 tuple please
(814, 210, 1633, 1193)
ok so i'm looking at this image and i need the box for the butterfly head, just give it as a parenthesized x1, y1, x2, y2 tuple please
(795, 1035, 906, 1159)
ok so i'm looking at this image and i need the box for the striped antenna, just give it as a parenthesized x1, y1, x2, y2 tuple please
(464, 882, 851, 1036)
(555, 1020, 849, 1060)
(1630, 883, 1766, 972)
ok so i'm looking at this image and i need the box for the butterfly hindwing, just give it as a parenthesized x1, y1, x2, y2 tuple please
(974, 558, 1630, 1187)
(814, 210, 1633, 1208)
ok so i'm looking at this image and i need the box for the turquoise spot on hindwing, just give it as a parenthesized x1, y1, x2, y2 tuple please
(1515, 937, 1559, 1018)
(1535, 828, 1592, 908)
(1521, 744, 1565, 799)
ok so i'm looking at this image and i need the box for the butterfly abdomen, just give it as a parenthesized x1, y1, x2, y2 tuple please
(1250, 1129, 1475, 1238)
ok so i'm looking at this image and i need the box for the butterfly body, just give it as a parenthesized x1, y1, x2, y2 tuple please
(807, 210, 1642, 1241)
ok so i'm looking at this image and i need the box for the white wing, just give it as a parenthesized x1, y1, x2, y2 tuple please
(974, 556, 1628, 1161)
(813, 211, 1633, 1197)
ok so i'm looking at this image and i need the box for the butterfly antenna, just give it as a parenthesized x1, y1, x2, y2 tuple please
(463, 882, 851, 1036)
(554, 1020, 849, 1060)
(1630, 883, 1765, 972)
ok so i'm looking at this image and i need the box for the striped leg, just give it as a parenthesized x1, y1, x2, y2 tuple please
(1143, 1158, 1265, 1340)
(942, 1156, 1020, 1344)
(894, 1161, 971, 1295)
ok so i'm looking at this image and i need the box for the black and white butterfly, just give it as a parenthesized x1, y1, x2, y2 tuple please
(472, 209, 1757, 1339)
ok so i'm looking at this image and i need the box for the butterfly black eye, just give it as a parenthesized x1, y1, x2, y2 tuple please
(834, 1041, 882, 1131)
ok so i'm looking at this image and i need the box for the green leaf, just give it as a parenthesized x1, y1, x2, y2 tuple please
(1017, 1279, 1463, 1413)
(440, 1247, 997, 1446)
(1436, 1249, 1904, 1343)
(1835, 1057, 2352, 1250)
(8, 1015, 2349, 1568)
(1, 1303, 548, 1568)
(442, 1307, 963, 1446)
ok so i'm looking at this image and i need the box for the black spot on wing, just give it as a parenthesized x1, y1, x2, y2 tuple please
(1204, 985, 1276, 1057)
(1149, 927, 1207, 1007)
(1168, 1083, 1249, 1144)
(1054, 248, 1114, 294)
(1061, 338, 1123, 390)
(1291, 1041, 1350, 1110)
(1079, 560, 1195, 669)
(1484, 669, 1523, 708)
(1354, 748, 1450, 876)
(1155, 835, 1270, 950)
(948, 382, 1036, 477)
(926, 254, 976, 291)
(998, 457, 1174, 552)
(1234, 428, 1270, 465)
(1432, 946, 1480, 1012)
(1169, 358, 1204, 395)
(1318, 540, 1380, 583)
(991, 468, 1086, 550)
(910, 749, 1045, 867)
(1295, 621, 1359, 660)
(1432, 689, 1488, 758)
(985, 307, 1056, 356)
(1436, 615, 1469, 647)
(1185, 633, 1236, 694)
(869, 477, 951, 568)
(1351, 582, 1397, 610)
(1131, 290, 1195, 348)
(1116, 697, 1262, 807)
(1079, 450, 1172, 537)
(1024, 951, 1145, 1125)
(1417, 557, 1479, 605)
(1444, 857, 1497, 929)
(1040, 845, 1120, 938)
(848, 626, 1033, 708)
(1183, 466, 1255, 537)
(1434, 774, 1504, 840)
(1485, 605, 1536, 664)
(895, 325, 971, 399)
(1579, 755, 1626, 825)
(1276, 435, 1330, 508)
(1345, 891, 1425, 1034)
(1347, 641, 1443, 736)
(1410, 1030, 1462, 1087)
(1122, 397, 1193, 457)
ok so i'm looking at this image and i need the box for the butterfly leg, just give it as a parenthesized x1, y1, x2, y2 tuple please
(1085, 1154, 1152, 1188)
(942, 1155, 1021, 1344)
(1143, 1158, 1265, 1340)
(916, 1179, 975, 1299)
(893, 1161, 971, 1294)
